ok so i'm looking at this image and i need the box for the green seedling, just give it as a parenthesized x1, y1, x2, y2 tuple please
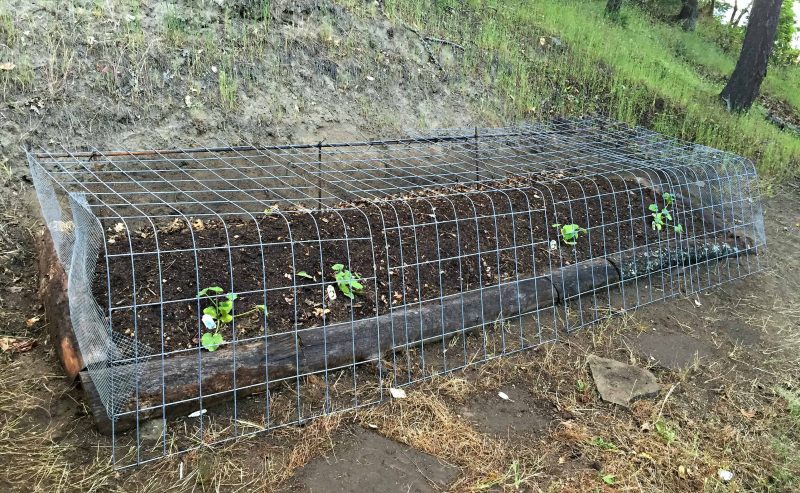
(552, 223, 587, 246)
(263, 205, 279, 216)
(654, 419, 677, 444)
(576, 379, 588, 393)
(601, 473, 616, 485)
(296, 270, 314, 280)
(198, 286, 266, 351)
(331, 264, 364, 300)
(589, 436, 618, 451)
(648, 191, 682, 234)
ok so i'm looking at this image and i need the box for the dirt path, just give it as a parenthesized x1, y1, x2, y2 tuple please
(1, 170, 798, 491)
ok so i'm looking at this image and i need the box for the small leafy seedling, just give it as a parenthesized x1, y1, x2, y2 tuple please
(198, 286, 266, 351)
(654, 419, 677, 444)
(331, 263, 364, 300)
(552, 223, 587, 246)
(589, 436, 618, 451)
(649, 191, 683, 234)
(576, 379, 588, 393)
(296, 270, 314, 280)
(601, 473, 616, 485)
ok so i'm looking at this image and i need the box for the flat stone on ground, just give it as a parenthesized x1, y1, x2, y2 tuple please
(295, 427, 459, 492)
(587, 355, 660, 407)
(629, 330, 718, 370)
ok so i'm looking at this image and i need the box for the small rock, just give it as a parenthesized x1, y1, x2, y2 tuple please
(388, 387, 406, 399)
(587, 355, 660, 407)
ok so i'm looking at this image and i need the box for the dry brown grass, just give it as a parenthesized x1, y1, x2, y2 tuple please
(358, 380, 543, 491)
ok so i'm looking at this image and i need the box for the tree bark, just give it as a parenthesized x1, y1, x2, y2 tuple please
(605, 0, 623, 15)
(677, 0, 699, 31)
(676, 0, 698, 30)
(720, 0, 783, 112)
(730, 0, 739, 24)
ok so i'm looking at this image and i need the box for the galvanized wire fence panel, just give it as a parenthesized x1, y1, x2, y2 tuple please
(29, 118, 766, 466)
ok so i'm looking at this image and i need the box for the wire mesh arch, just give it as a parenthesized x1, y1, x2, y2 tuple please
(29, 117, 766, 467)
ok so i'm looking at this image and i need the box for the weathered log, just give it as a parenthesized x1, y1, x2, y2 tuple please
(37, 232, 83, 381)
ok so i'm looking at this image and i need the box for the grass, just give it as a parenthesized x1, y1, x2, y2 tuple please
(380, 0, 800, 178)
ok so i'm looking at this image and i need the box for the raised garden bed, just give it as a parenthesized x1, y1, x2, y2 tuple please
(30, 120, 765, 465)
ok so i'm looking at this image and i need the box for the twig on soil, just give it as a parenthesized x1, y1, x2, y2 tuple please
(657, 384, 677, 419)
(423, 36, 465, 51)
(402, 23, 444, 71)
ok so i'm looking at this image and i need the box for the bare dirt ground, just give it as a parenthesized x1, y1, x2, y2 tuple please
(2, 0, 800, 491)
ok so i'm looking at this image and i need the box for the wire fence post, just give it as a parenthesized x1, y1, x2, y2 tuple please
(474, 126, 479, 186)
(317, 141, 323, 210)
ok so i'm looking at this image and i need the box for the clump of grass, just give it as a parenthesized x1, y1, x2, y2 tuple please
(163, 5, 189, 44)
(0, 10, 17, 47)
(218, 68, 238, 109)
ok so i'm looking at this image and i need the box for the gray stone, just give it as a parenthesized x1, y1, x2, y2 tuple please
(588, 355, 660, 407)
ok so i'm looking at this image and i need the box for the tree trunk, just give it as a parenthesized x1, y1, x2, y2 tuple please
(605, 0, 623, 15)
(720, 0, 784, 111)
(678, 0, 699, 31)
(730, 0, 739, 23)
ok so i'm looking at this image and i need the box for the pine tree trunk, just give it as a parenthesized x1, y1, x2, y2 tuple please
(682, 0, 699, 30)
(676, 0, 698, 30)
(720, 0, 784, 111)
(606, 0, 623, 15)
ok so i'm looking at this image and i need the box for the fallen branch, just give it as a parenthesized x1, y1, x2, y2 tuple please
(423, 36, 465, 51)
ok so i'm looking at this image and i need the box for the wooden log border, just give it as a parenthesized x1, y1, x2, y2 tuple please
(39, 232, 751, 434)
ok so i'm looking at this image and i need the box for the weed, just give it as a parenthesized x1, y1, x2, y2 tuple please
(576, 379, 587, 393)
(198, 286, 266, 351)
(296, 270, 314, 280)
(589, 436, 617, 450)
(552, 223, 587, 246)
(331, 264, 364, 299)
(601, 473, 616, 485)
(654, 419, 677, 444)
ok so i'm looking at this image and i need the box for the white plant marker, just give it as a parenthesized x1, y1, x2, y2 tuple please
(201, 314, 216, 330)
(388, 387, 406, 399)
(188, 409, 207, 418)
(327, 284, 337, 301)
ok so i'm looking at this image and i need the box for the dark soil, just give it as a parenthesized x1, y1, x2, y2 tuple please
(94, 173, 717, 353)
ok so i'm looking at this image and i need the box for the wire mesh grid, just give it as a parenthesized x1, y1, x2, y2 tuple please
(28, 117, 766, 467)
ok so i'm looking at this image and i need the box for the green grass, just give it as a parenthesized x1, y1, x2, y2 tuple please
(381, 0, 800, 178)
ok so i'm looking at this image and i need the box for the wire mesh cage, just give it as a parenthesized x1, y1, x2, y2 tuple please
(29, 117, 766, 467)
